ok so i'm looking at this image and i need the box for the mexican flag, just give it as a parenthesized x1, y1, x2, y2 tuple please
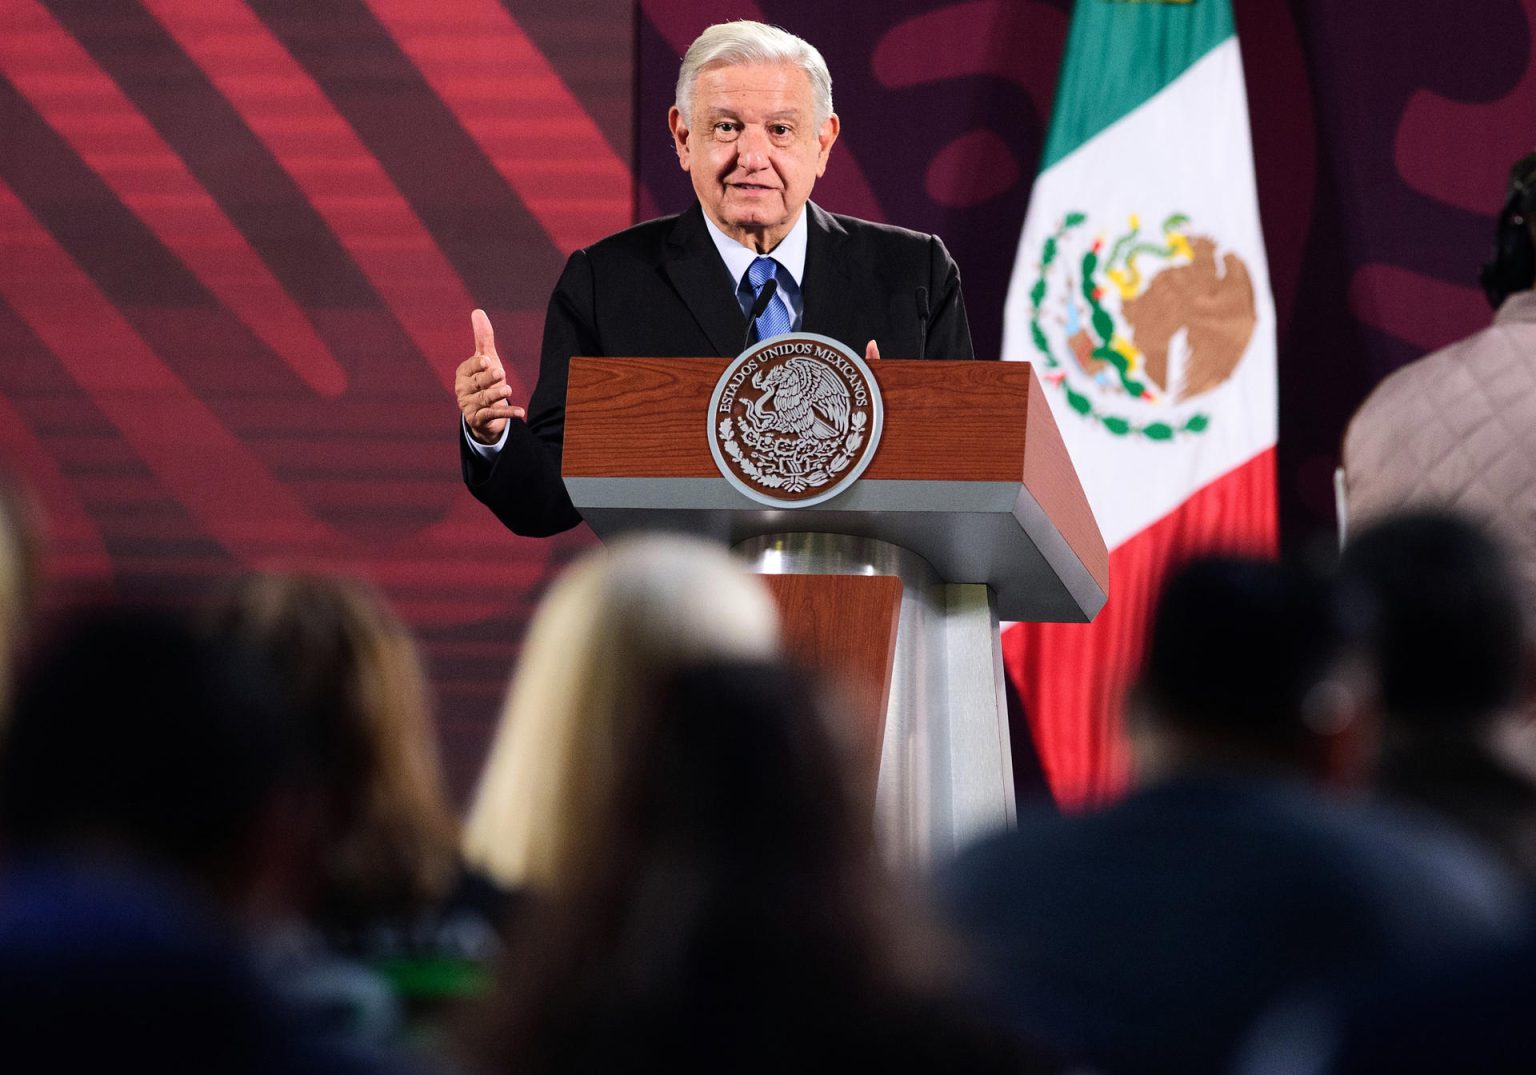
(1001, 0, 1278, 807)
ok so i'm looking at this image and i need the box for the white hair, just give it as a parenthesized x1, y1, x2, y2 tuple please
(461, 535, 781, 891)
(675, 20, 833, 125)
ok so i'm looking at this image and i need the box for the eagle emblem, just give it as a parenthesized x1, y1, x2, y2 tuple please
(708, 333, 883, 507)
(748, 357, 851, 441)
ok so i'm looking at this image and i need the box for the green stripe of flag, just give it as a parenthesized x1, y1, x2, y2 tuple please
(1038, 0, 1235, 173)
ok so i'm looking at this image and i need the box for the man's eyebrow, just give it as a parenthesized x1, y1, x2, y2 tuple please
(700, 107, 803, 122)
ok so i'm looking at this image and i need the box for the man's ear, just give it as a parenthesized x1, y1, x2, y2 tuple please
(815, 112, 840, 177)
(668, 106, 691, 171)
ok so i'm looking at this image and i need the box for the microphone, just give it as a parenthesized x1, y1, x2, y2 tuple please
(915, 286, 930, 359)
(744, 277, 779, 351)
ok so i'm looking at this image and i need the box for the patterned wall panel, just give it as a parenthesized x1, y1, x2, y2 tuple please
(0, 0, 632, 796)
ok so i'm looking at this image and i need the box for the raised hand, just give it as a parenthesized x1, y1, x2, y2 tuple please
(455, 308, 525, 445)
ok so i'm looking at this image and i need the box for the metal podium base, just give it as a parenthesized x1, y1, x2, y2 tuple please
(734, 532, 1017, 871)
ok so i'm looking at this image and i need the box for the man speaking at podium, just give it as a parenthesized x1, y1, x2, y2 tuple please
(455, 20, 976, 537)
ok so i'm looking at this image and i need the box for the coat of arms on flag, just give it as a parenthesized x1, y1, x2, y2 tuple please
(1027, 211, 1257, 439)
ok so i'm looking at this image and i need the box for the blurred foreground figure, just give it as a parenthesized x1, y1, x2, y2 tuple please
(461, 535, 782, 892)
(1235, 513, 1536, 1074)
(1340, 511, 1536, 883)
(462, 537, 1050, 1073)
(943, 557, 1524, 1075)
(0, 609, 407, 1072)
(210, 573, 495, 1040)
(211, 572, 461, 935)
(471, 661, 1048, 1075)
(0, 610, 301, 909)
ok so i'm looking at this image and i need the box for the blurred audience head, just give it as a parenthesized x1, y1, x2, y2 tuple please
(0, 607, 297, 902)
(592, 658, 869, 890)
(206, 571, 459, 928)
(1338, 511, 1536, 880)
(475, 657, 1013, 1074)
(1341, 510, 1525, 733)
(1129, 555, 1365, 783)
(462, 535, 781, 892)
(561, 657, 884, 944)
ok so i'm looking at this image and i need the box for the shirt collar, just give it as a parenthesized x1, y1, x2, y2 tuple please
(701, 207, 808, 288)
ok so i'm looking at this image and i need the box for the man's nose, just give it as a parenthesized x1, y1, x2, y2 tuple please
(735, 125, 772, 168)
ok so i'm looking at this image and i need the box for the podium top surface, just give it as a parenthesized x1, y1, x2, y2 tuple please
(562, 357, 1108, 622)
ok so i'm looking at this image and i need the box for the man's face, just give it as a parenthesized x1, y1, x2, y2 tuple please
(668, 62, 839, 254)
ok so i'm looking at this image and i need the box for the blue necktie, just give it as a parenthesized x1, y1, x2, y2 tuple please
(746, 256, 790, 342)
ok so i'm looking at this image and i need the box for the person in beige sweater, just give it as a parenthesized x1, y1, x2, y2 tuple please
(1340, 152, 1536, 620)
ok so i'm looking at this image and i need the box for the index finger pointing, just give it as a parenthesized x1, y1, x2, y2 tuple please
(471, 308, 499, 360)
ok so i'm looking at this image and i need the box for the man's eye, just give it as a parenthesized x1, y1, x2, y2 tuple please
(712, 122, 741, 140)
(769, 125, 793, 138)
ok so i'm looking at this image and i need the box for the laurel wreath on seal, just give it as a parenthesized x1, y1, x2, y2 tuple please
(1028, 211, 1212, 442)
(718, 412, 868, 494)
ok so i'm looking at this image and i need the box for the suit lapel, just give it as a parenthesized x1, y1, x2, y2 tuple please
(801, 202, 864, 348)
(663, 204, 749, 357)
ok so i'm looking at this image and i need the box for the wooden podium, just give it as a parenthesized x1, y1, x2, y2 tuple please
(563, 356, 1107, 869)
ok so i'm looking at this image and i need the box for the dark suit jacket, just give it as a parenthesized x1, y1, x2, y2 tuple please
(462, 201, 975, 537)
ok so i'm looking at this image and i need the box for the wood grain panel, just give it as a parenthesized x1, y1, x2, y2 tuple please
(564, 357, 720, 476)
(760, 573, 902, 804)
(872, 360, 1034, 481)
(564, 356, 1036, 481)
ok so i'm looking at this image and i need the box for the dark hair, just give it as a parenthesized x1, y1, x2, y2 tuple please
(1136, 556, 1347, 743)
(1341, 511, 1524, 729)
(474, 659, 989, 1073)
(0, 607, 295, 886)
(1479, 150, 1536, 309)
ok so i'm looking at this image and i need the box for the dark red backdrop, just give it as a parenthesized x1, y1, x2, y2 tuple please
(4, 0, 1533, 797)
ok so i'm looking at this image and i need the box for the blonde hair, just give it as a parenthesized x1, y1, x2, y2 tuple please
(463, 536, 781, 891)
(210, 572, 459, 920)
